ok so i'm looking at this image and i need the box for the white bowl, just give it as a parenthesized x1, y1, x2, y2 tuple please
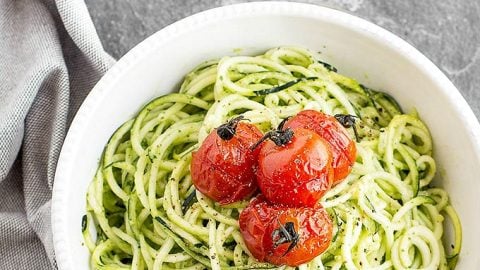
(52, 2, 480, 269)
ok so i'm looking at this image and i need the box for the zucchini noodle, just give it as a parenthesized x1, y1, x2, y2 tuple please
(83, 46, 462, 270)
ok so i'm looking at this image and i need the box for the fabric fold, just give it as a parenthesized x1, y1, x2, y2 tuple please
(0, 0, 114, 268)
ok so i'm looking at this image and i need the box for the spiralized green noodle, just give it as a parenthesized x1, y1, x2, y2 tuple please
(83, 46, 462, 270)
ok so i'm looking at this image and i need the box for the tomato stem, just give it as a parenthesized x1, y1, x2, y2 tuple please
(217, 115, 245, 140)
(271, 221, 299, 256)
(334, 114, 360, 142)
(250, 128, 294, 150)
(250, 119, 294, 150)
(277, 116, 291, 131)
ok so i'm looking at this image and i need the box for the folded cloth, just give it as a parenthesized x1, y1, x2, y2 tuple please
(0, 0, 114, 268)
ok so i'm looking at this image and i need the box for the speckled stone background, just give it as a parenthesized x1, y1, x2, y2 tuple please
(85, 0, 480, 117)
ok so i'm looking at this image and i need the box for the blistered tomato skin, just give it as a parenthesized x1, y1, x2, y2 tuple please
(191, 122, 263, 204)
(285, 110, 356, 184)
(239, 196, 333, 267)
(256, 128, 334, 207)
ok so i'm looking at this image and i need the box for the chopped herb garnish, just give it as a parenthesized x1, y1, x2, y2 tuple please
(181, 190, 198, 214)
(254, 77, 317, 96)
(224, 241, 237, 249)
(318, 60, 338, 72)
(81, 215, 87, 232)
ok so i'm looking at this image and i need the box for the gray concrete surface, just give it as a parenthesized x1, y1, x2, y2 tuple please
(85, 0, 480, 117)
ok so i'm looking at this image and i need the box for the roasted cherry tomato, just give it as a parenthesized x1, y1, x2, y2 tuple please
(254, 127, 333, 207)
(191, 116, 263, 204)
(284, 110, 357, 184)
(239, 196, 333, 266)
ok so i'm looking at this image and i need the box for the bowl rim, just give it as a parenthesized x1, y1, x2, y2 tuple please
(52, 2, 480, 269)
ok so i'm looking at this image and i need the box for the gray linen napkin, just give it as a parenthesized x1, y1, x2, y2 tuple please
(0, 0, 114, 268)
